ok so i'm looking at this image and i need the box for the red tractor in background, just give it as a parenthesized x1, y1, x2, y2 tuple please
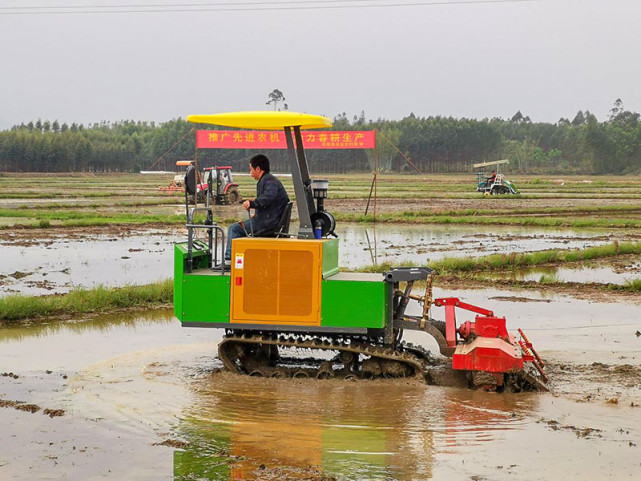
(201, 166, 240, 205)
(173, 161, 240, 205)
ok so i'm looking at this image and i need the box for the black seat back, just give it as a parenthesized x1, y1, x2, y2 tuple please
(254, 201, 293, 238)
(184, 165, 197, 196)
(275, 201, 293, 237)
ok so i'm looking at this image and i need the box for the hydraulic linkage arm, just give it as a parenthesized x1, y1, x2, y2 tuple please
(383, 267, 450, 352)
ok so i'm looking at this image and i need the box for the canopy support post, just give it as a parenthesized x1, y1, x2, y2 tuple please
(285, 126, 315, 239)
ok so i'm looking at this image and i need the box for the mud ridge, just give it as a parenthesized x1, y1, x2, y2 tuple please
(538, 418, 603, 438)
(0, 398, 65, 417)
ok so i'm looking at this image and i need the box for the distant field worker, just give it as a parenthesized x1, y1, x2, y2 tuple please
(223, 154, 290, 266)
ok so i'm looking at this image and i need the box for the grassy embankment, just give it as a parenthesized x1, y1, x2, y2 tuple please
(355, 240, 641, 292)
(336, 211, 641, 229)
(3, 203, 641, 229)
(0, 280, 173, 322)
(0, 208, 185, 228)
(3, 242, 640, 323)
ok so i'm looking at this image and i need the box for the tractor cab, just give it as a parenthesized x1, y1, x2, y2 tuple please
(177, 160, 240, 205)
(202, 166, 240, 205)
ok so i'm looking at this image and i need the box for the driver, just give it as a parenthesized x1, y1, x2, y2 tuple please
(223, 154, 290, 266)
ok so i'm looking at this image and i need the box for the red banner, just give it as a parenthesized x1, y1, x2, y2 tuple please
(196, 130, 376, 150)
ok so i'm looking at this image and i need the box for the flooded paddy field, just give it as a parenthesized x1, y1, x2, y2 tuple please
(1, 290, 640, 480)
(1, 173, 641, 479)
(0, 226, 185, 296)
(485, 260, 641, 286)
(2, 223, 640, 296)
(3, 172, 641, 296)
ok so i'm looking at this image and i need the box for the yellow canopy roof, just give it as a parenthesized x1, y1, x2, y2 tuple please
(186, 111, 332, 130)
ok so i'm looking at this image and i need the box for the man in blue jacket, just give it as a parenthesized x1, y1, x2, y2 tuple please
(224, 154, 290, 264)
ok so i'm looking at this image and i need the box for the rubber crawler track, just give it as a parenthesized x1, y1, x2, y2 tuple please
(218, 332, 432, 379)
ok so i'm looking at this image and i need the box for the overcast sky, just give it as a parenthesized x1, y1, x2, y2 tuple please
(1, 0, 639, 129)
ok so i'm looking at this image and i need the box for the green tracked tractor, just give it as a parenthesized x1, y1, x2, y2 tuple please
(174, 111, 547, 391)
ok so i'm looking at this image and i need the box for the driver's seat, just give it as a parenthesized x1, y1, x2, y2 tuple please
(255, 202, 293, 238)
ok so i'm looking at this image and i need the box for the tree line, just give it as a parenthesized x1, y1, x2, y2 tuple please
(1, 100, 639, 174)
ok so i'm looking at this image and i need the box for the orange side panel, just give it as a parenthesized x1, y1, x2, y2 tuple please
(230, 238, 322, 326)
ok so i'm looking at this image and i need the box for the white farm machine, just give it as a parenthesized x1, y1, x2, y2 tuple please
(474, 159, 519, 195)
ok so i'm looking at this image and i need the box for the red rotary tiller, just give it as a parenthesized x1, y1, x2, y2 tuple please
(434, 297, 548, 391)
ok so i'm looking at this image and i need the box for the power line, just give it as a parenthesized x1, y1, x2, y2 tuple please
(0, 0, 537, 16)
(0, 0, 536, 8)
(3, 0, 432, 9)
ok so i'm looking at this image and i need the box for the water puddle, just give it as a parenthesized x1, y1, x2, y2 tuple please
(339, 225, 635, 267)
(0, 228, 184, 296)
(486, 262, 641, 285)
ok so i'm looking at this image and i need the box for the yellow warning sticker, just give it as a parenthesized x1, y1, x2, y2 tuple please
(234, 253, 244, 270)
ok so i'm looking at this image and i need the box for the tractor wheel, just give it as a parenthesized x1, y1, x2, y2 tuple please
(226, 187, 240, 205)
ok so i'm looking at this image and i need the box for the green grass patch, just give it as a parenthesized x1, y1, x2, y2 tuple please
(538, 273, 560, 284)
(349, 260, 420, 274)
(432, 242, 641, 274)
(0, 280, 173, 322)
(352, 242, 641, 276)
(0, 208, 185, 228)
(334, 211, 641, 229)
(16, 198, 181, 211)
(619, 278, 641, 292)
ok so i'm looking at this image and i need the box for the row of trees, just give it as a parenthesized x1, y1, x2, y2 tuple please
(1, 100, 639, 174)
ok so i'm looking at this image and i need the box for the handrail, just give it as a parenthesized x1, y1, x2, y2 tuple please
(185, 205, 225, 274)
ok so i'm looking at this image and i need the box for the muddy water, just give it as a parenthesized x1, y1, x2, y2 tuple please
(338, 224, 636, 268)
(180, 375, 637, 481)
(2, 224, 638, 296)
(0, 228, 185, 296)
(487, 262, 641, 285)
(1, 291, 640, 480)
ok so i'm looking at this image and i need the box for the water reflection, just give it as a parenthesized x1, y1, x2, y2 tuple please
(172, 374, 538, 480)
(0, 308, 174, 343)
(486, 264, 641, 285)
